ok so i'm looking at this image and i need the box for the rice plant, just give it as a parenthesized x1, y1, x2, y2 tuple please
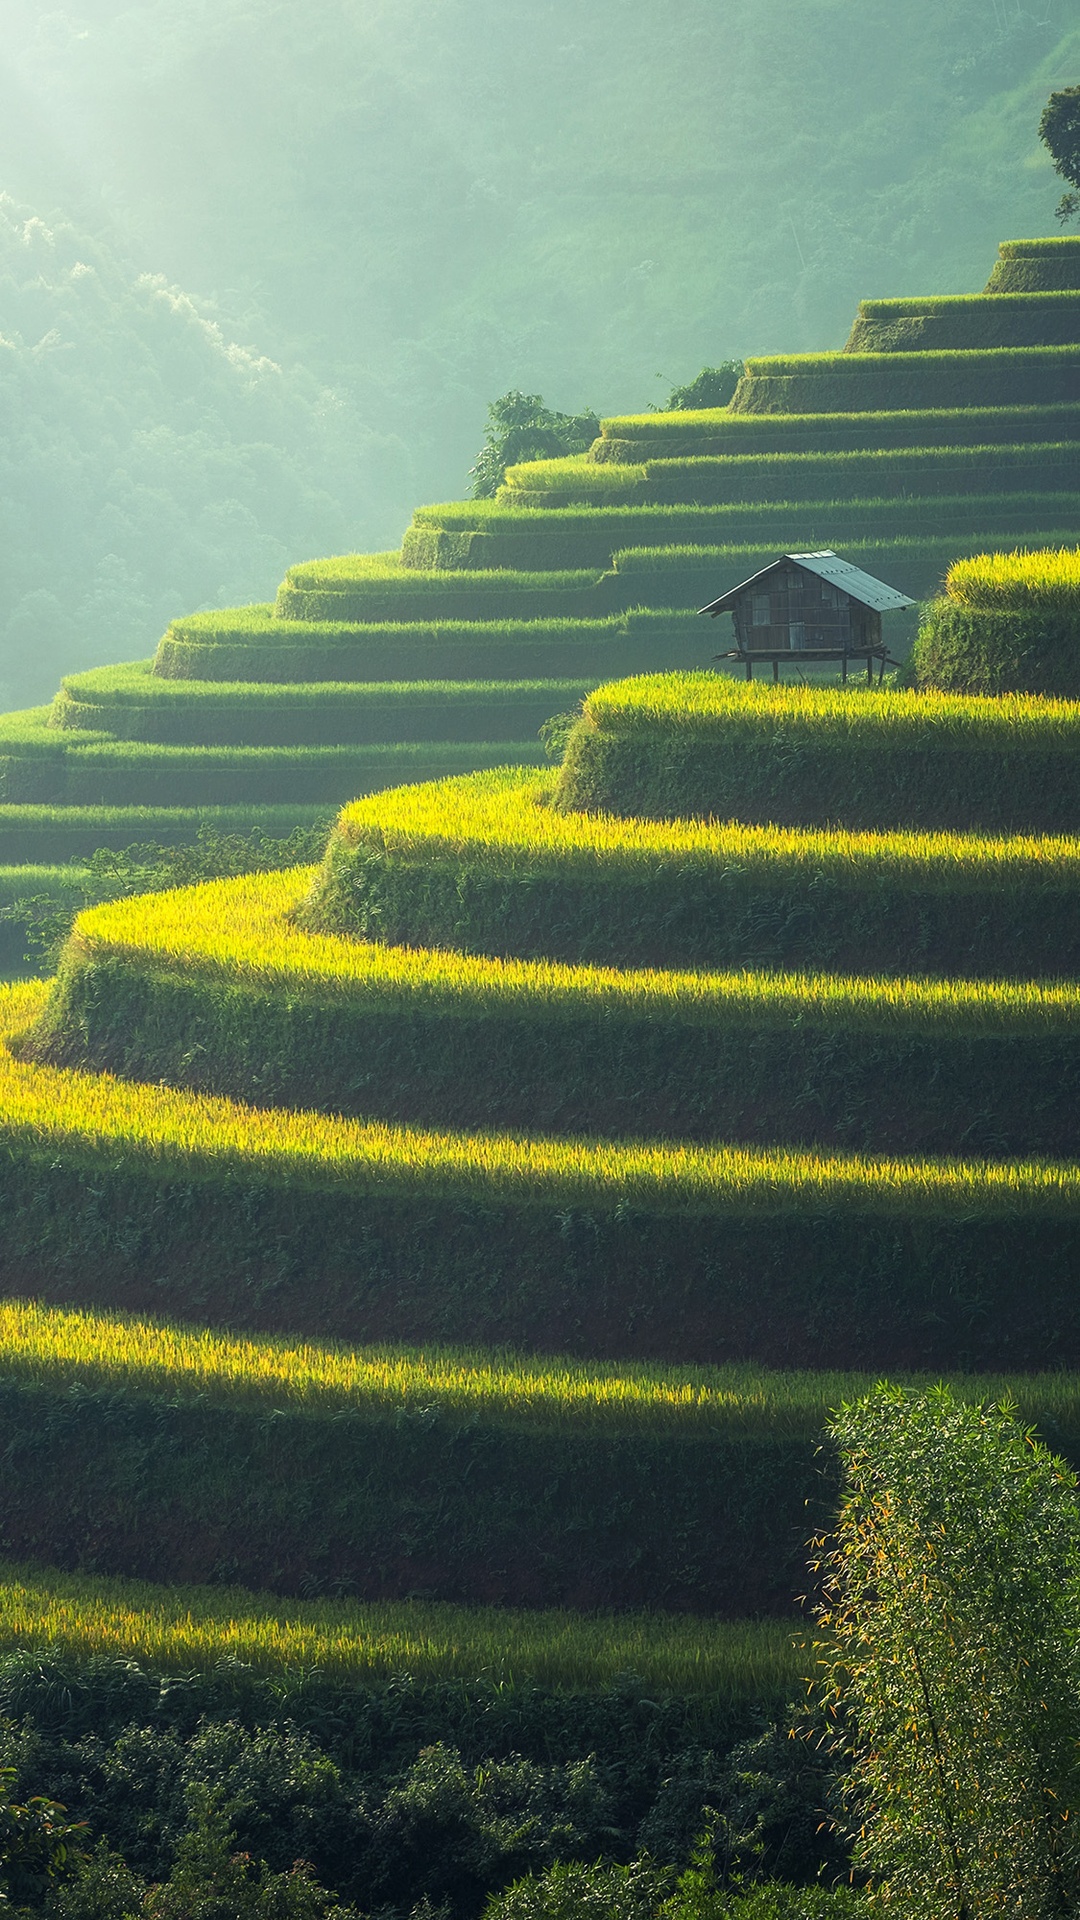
(0, 1559, 801, 1695)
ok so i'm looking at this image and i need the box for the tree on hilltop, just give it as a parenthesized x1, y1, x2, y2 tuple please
(469, 392, 599, 498)
(1039, 86, 1080, 224)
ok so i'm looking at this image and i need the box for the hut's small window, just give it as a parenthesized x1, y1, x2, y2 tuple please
(790, 621, 807, 651)
(751, 593, 771, 626)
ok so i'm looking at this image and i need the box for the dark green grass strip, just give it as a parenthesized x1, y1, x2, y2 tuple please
(403, 494, 1080, 573)
(0, 738, 548, 807)
(152, 615, 698, 684)
(0, 1313, 839, 1617)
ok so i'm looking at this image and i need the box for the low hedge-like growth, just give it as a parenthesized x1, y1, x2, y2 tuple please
(302, 768, 1080, 979)
(52, 664, 592, 748)
(843, 292, 1080, 353)
(984, 238, 1080, 294)
(3, 980, 1080, 1368)
(554, 673, 1080, 833)
(26, 870, 1080, 1156)
(593, 403, 1080, 461)
(912, 603, 1080, 696)
(729, 347, 1080, 415)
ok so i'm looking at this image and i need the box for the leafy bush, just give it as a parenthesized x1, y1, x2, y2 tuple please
(814, 1385, 1080, 1917)
(663, 366, 745, 411)
(469, 395, 599, 500)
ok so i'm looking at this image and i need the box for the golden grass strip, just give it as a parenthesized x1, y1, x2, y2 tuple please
(0, 1561, 797, 1695)
(5, 1300, 1080, 1439)
(63, 869, 1080, 1036)
(3, 980, 1080, 1217)
(946, 545, 1080, 612)
(332, 767, 1080, 888)
(581, 672, 1080, 747)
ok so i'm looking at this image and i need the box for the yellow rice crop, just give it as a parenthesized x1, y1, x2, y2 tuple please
(0, 1298, 875, 1431)
(946, 546, 1080, 612)
(580, 672, 1080, 746)
(60, 869, 1080, 1036)
(2, 980, 1080, 1216)
(4, 1299, 1080, 1440)
(331, 767, 1080, 888)
(0, 1561, 799, 1695)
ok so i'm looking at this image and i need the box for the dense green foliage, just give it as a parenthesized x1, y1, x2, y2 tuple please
(1040, 86, 1080, 222)
(816, 1386, 1080, 1916)
(469, 395, 600, 500)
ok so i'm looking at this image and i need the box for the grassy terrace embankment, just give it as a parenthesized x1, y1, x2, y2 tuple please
(4, 972, 1080, 1368)
(301, 767, 1080, 978)
(25, 869, 1080, 1157)
(0, 1304, 1080, 1612)
(0, 1558, 800, 1695)
(51, 663, 595, 747)
(555, 675, 1080, 831)
(728, 345, 1080, 413)
(400, 494, 1076, 575)
(843, 291, 1080, 352)
(498, 443, 1080, 509)
(915, 547, 1080, 695)
(592, 404, 1080, 461)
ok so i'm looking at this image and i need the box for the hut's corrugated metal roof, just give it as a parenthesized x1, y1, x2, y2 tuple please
(699, 550, 916, 616)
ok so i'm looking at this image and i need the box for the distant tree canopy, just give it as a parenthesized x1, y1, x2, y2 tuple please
(662, 363, 745, 411)
(1039, 85, 1080, 224)
(469, 393, 600, 499)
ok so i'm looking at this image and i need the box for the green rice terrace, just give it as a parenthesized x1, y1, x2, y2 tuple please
(1, 235, 1080, 1906)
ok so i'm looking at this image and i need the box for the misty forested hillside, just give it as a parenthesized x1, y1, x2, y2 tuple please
(0, 0, 1078, 705)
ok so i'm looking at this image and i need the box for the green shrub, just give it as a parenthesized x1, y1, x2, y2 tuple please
(662, 363, 745, 410)
(468, 392, 599, 500)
